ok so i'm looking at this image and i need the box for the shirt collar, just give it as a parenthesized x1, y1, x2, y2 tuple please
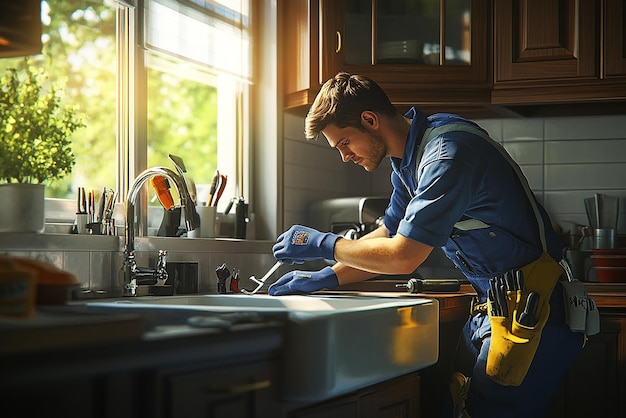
(390, 107, 428, 172)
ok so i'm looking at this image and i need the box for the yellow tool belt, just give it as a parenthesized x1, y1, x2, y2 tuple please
(486, 252, 563, 386)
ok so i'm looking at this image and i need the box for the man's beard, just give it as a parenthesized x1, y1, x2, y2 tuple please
(360, 131, 387, 172)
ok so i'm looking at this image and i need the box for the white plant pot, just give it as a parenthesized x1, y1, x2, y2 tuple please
(0, 183, 45, 233)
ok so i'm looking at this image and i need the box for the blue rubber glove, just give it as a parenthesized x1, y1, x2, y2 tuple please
(268, 266, 339, 296)
(272, 225, 340, 265)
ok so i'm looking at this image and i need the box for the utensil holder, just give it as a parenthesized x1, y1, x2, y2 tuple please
(593, 229, 617, 249)
(188, 206, 216, 238)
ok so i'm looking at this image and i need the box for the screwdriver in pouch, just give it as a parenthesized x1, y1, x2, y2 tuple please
(518, 292, 539, 326)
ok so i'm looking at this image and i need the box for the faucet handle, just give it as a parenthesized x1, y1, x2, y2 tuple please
(156, 250, 168, 270)
(156, 250, 168, 284)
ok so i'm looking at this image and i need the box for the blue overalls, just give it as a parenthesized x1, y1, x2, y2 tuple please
(385, 108, 583, 417)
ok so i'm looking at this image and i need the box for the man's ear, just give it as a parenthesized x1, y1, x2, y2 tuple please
(360, 111, 379, 129)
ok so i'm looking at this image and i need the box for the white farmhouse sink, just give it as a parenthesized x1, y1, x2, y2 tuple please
(87, 294, 439, 401)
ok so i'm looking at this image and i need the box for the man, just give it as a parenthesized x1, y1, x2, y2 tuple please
(269, 72, 585, 417)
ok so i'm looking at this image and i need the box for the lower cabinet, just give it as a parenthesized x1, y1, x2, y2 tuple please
(545, 310, 626, 418)
(292, 372, 420, 418)
(153, 360, 279, 418)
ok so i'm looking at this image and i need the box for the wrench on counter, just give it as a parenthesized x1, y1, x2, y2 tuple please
(241, 261, 283, 295)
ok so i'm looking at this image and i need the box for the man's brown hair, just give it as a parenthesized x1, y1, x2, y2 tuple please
(304, 72, 398, 140)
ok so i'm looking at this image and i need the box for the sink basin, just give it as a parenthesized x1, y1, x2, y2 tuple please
(87, 294, 438, 401)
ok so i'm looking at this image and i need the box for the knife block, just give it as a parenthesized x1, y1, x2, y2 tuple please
(157, 207, 182, 237)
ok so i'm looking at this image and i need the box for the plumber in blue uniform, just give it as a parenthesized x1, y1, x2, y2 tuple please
(269, 72, 589, 418)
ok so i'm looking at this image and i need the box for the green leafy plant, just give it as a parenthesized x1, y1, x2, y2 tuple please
(0, 58, 86, 184)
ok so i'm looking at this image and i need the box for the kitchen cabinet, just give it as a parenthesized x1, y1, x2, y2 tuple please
(492, 0, 626, 106)
(283, 0, 492, 111)
(157, 360, 278, 418)
(545, 309, 626, 418)
(0, 0, 42, 58)
(283, 0, 626, 116)
(292, 371, 420, 418)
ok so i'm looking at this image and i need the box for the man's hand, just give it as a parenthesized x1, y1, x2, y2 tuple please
(272, 225, 340, 265)
(268, 267, 338, 296)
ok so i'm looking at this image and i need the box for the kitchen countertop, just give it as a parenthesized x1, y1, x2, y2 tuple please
(0, 305, 285, 389)
(3, 281, 624, 361)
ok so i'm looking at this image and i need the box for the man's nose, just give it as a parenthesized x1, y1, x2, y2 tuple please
(339, 148, 353, 162)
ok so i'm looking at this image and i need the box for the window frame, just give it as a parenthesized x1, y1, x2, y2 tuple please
(43, 0, 251, 236)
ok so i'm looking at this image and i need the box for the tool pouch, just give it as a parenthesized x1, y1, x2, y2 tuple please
(559, 259, 600, 336)
(486, 252, 563, 386)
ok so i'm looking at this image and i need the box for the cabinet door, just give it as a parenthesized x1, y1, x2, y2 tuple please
(604, 0, 626, 77)
(545, 314, 626, 418)
(293, 397, 360, 418)
(283, 0, 321, 109)
(494, 0, 598, 83)
(319, 0, 491, 105)
(164, 361, 276, 418)
(361, 372, 420, 418)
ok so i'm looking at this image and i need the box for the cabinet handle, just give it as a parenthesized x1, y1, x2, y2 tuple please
(335, 31, 342, 54)
(204, 379, 271, 395)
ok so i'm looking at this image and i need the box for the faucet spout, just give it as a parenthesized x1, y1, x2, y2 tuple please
(124, 166, 199, 254)
(123, 166, 199, 296)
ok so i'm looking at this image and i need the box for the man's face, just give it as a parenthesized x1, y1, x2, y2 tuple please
(321, 123, 387, 172)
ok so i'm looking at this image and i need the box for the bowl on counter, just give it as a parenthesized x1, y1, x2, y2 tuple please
(591, 248, 626, 282)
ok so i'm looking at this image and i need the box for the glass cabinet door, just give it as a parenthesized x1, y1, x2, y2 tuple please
(341, 0, 471, 67)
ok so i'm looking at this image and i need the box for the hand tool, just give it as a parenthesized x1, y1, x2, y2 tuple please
(489, 278, 501, 316)
(518, 292, 539, 326)
(241, 261, 283, 295)
(215, 263, 230, 294)
(230, 269, 240, 293)
(224, 197, 236, 214)
(77, 187, 87, 214)
(97, 187, 106, 222)
(488, 289, 498, 316)
(515, 269, 524, 290)
(498, 280, 508, 318)
(212, 174, 227, 206)
(150, 175, 175, 210)
(88, 189, 95, 222)
(395, 278, 460, 293)
(206, 170, 219, 206)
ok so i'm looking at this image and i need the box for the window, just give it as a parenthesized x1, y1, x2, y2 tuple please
(143, 0, 251, 209)
(0, 0, 250, 223)
(0, 0, 118, 197)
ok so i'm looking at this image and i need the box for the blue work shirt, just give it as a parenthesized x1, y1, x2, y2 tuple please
(385, 108, 562, 298)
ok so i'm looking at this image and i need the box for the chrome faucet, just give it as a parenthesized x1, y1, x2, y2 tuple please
(123, 166, 200, 296)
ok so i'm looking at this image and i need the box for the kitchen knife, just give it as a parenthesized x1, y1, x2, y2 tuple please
(97, 188, 106, 222)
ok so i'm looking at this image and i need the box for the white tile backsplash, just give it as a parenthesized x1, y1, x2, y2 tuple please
(502, 118, 545, 141)
(545, 139, 626, 163)
(544, 115, 626, 140)
(503, 141, 544, 164)
(283, 113, 626, 234)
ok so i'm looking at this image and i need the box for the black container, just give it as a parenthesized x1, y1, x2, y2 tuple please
(234, 200, 248, 239)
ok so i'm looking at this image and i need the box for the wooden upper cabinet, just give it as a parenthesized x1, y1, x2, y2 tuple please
(604, 0, 626, 77)
(493, 0, 626, 105)
(494, 0, 598, 83)
(283, 0, 492, 111)
(283, 0, 321, 110)
(282, 0, 626, 113)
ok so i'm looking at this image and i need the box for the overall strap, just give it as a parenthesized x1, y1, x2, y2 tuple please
(418, 123, 548, 252)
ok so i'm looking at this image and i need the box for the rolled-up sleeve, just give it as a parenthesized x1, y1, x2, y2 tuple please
(397, 138, 482, 247)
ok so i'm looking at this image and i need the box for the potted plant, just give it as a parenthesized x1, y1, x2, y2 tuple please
(0, 58, 85, 233)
